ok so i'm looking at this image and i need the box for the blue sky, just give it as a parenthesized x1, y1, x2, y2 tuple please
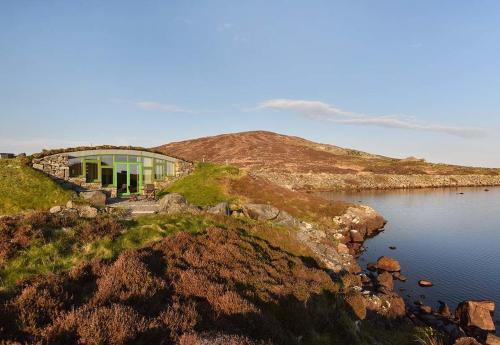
(1, 1, 500, 167)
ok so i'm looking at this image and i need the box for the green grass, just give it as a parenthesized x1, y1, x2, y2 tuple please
(159, 162, 240, 206)
(0, 214, 214, 290)
(0, 158, 73, 215)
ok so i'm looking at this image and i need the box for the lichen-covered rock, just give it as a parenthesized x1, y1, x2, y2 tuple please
(158, 193, 200, 215)
(80, 190, 107, 207)
(242, 204, 280, 221)
(206, 202, 230, 216)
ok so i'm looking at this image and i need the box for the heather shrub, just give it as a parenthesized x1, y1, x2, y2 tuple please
(0, 227, 349, 344)
(76, 216, 123, 243)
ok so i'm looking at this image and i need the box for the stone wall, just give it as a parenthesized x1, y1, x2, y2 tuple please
(255, 170, 500, 191)
(32, 153, 194, 195)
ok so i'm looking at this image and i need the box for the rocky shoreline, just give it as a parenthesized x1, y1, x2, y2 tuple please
(328, 205, 499, 345)
(255, 171, 500, 191)
(158, 193, 498, 343)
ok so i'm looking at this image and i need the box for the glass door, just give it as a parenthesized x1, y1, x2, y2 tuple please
(115, 162, 142, 196)
(116, 163, 128, 195)
(129, 163, 140, 194)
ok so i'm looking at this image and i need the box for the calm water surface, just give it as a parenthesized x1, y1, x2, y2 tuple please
(317, 187, 500, 333)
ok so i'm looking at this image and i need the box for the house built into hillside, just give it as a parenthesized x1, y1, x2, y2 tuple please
(0, 153, 15, 159)
(32, 148, 192, 197)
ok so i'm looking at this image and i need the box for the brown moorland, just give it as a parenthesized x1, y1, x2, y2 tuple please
(0, 227, 374, 344)
(156, 131, 500, 191)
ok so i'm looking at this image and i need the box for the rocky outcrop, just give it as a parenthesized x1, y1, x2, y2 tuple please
(206, 202, 230, 216)
(158, 193, 200, 215)
(80, 190, 107, 207)
(455, 300, 496, 333)
(242, 204, 299, 226)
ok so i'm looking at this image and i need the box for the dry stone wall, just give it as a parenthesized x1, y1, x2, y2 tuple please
(256, 170, 500, 191)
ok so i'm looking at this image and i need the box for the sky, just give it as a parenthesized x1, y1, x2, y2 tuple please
(1, 1, 500, 167)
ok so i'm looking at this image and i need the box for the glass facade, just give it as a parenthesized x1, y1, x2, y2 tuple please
(68, 152, 176, 195)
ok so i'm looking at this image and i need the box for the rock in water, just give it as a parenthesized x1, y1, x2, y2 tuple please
(377, 256, 401, 272)
(418, 280, 434, 287)
(455, 300, 496, 333)
(367, 263, 377, 272)
(80, 190, 107, 207)
(439, 302, 452, 317)
(419, 305, 432, 314)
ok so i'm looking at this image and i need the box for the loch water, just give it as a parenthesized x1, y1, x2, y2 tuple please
(317, 187, 500, 333)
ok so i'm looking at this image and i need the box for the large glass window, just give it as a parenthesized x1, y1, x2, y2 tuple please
(155, 164, 165, 180)
(85, 162, 99, 183)
(166, 161, 175, 176)
(143, 157, 153, 168)
(116, 164, 127, 194)
(100, 155, 113, 166)
(115, 155, 127, 162)
(69, 157, 82, 177)
(143, 168, 153, 184)
(102, 168, 113, 186)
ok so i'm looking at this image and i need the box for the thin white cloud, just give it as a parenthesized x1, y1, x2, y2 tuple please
(135, 101, 195, 114)
(218, 22, 233, 31)
(259, 99, 486, 138)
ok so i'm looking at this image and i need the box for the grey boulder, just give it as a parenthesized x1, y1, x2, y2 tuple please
(80, 190, 107, 207)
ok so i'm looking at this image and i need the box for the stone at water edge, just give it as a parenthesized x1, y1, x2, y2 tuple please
(376, 256, 401, 272)
(418, 280, 434, 287)
(438, 302, 452, 318)
(349, 229, 364, 243)
(367, 263, 377, 272)
(454, 337, 481, 345)
(393, 271, 407, 282)
(419, 305, 433, 314)
(486, 334, 500, 345)
(377, 271, 394, 292)
(455, 300, 496, 332)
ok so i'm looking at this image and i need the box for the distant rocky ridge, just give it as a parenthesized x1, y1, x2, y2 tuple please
(156, 131, 500, 191)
